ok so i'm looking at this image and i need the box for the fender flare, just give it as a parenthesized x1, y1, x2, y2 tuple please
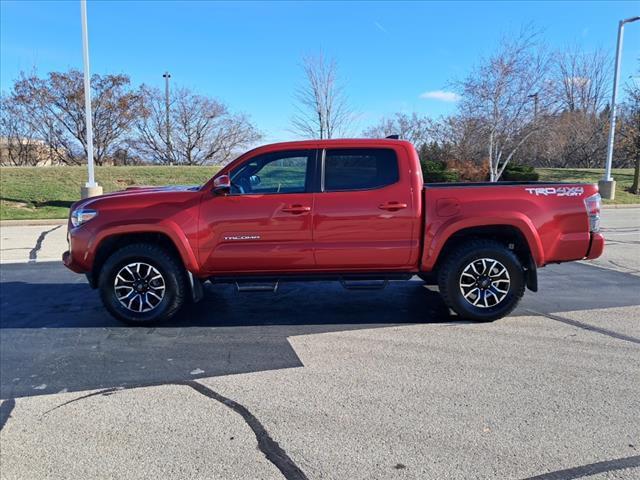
(89, 221, 200, 274)
(422, 212, 545, 272)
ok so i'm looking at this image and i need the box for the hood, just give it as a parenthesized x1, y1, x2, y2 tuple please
(71, 184, 201, 211)
(123, 184, 201, 193)
(96, 184, 200, 198)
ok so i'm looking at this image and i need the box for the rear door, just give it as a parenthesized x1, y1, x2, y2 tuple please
(312, 147, 417, 270)
(198, 149, 317, 274)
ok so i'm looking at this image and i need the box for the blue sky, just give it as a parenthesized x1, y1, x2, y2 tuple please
(1, 1, 639, 142)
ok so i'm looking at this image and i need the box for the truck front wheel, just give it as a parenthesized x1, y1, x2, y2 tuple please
(438, 240, 525, 322)
(98, 243, 188, 325)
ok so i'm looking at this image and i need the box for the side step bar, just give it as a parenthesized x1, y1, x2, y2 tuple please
(211, 272, 412, 285)
(339, 279, 388, 290)
(213, 273, 414, 294)
(234, 279, 388, 293)
(235, 281, 279, 293)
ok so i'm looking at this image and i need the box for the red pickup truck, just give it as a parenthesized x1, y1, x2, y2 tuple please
(63, 138, 604, 325)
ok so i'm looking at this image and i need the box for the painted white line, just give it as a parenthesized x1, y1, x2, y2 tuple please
(601, 232, 640, 236)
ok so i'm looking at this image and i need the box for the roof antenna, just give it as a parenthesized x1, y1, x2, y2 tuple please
(385, 134, 400, 139)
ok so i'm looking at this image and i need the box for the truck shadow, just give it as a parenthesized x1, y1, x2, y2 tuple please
(0, 278, 451, 329)
(0, 264, 454, 399)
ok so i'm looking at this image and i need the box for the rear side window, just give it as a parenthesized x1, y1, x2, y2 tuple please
(324, 148, 399, 192)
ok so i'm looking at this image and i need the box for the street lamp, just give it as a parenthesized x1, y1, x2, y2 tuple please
(599, 16, 640, 200)
(528, 92, 539, 164)
(79, 0, 102, 199)
(163, 72, 172, 165)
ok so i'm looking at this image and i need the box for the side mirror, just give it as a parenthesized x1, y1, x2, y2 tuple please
(213, 175, 231, 195)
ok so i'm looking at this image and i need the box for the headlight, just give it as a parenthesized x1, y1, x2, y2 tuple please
(71, 208, 98, 227)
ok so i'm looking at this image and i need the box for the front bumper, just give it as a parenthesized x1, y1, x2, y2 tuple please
(62, 250, 85, 273)
(585, 232, 605, 260)
(62, 223, 94, 274)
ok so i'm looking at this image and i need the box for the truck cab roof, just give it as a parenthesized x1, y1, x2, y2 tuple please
(242, 138, 414, 155)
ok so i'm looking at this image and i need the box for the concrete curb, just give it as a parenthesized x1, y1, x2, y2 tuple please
(602, 204, 640, 210)
(1, 219, 67, 227)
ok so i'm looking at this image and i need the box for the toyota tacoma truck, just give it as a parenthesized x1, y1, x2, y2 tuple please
(63, 138, 604, 325)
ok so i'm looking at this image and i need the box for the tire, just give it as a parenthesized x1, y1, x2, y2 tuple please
(98, 243, 188, 325)
(437, 239, 525, 322)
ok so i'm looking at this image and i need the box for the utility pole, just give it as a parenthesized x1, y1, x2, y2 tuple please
(79, 0, 102, 198)
(530, 93, 539, 120)
(528, 92, 539, 164)
(48, 123, 53, 165)
(163, 72, 172, 165)
(600, 16, 640, 200)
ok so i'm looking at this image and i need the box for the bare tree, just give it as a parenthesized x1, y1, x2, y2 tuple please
(538, 110, 609, 168)
(11, 70, 142, 165)
(291, 54, 353, 139)
(455, 28, 552, 181)
(130, 85, 175, 164)
(428, 115, 488, 167)
(521, 48, 612, 169)
(362, 112, 432, 145)
(0, 95, 41, 166)
(553, 47, 611, 114)
(362, 111, 491, 180)
(133, 86, 261, 165)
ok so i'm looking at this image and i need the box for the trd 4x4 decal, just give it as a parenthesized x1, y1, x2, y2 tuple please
(525, 186, 584, 197)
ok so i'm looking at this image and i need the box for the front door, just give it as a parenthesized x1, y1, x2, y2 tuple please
(199, 149, 317, 274)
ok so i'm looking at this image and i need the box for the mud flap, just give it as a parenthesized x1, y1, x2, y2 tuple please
(525, 257, 538, 292)
(188, 271, 205, 303)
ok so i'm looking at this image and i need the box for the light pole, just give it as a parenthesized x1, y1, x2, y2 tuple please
(79, 0, 102, 198)
(163, 72, 172, 165)
(600, 16, 640, 200)
(528, 92, 539, 164)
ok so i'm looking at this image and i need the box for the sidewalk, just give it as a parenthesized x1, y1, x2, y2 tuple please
(0, 222, 67, 264)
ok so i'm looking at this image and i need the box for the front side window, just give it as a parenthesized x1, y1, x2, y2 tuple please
(324, 148, 399, 192)
(230, 150, 312, 195)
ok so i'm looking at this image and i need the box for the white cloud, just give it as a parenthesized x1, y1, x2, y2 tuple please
(419, 90, 460, 102)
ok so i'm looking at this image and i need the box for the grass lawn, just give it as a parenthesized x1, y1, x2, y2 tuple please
(1, 165, 637, 220)
(536, 168, 639, 205)
(0, 165, 219, 220)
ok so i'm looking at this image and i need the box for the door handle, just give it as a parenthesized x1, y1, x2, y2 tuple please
(281, 204, 311, 214)
(378, 202, 408, 211)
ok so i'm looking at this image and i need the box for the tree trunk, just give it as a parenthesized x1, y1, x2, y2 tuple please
(631, 154, 640, 195)
(488, 131, 496, 182)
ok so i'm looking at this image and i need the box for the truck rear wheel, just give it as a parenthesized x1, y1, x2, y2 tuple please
(98, 243, 188, 325)
(438, 240, 525, 322)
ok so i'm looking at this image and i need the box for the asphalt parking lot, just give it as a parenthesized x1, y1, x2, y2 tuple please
(0, 208, 639, 480)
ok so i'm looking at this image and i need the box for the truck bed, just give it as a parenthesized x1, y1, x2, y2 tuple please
(420, 181, 600, 271)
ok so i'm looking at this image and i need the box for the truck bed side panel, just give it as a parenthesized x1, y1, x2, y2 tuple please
(420, 183, 598, 271)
